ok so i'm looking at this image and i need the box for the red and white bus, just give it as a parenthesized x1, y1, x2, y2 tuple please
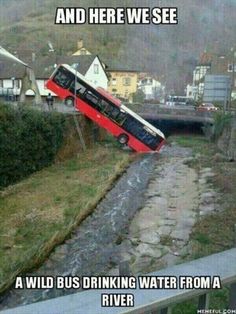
(46, 64, 165, 152)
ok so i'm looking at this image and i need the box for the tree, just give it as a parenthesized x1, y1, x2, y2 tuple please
(132, 89, 145, 103)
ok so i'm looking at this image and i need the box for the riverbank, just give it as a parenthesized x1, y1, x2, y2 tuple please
(170, 135, 236, 310)
(1, 134, 235, 311)
(0, 143, 133, 294)
(0, 150, 157, 309)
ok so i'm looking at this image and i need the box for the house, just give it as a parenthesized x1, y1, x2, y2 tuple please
(186, 84, 198, 100)
(72, 39, 92, 56)
(187, 52, 212, 101)
(71, 41, 139, 102)
(187, 50, 236, 102)
(106, 64, 139, 102)
(211, 52, 236, 100)
(138, 73, 165, 102)
(185, 52, 212, 101)
(57, 55, 108, 89)
(0, 53, 108, 101)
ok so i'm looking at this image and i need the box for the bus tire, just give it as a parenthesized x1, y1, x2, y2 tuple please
(65, 96, 75, 107)
(118, 134, 129, 145)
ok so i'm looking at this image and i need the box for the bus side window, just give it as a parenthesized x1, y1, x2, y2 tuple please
(100, 99, 109, 112)
(116, 111, 126, 125)
(69, 80, 86, 96)
(103, 102, 120, 120)
(84, 90, 100, 109)
(76, 81, 86, 96)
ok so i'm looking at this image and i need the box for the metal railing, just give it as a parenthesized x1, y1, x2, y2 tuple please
(1, 248, 236, 314)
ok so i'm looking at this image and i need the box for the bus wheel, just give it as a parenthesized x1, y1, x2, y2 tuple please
(65, 96, 74, 107)
(118, 134, 129, 145)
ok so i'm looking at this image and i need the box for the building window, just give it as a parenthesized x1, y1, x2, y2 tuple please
(112, 88, 117, 92)
(228, 64, 236, 72)
(228, 64, 233, 72)
(123, 77, 131, 86)
(12, 79, 19, 89)
(94, 64, 99, 74)
(0, 79, 3, 88)
(112, 78, 117, 86)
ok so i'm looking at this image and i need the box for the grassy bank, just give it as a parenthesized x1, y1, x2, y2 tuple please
(0, 143, 133, 293)
(169, 135, 236, 311)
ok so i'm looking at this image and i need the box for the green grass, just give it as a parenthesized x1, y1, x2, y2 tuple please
(193, 232, 211, 245)
(169, 134, 214, 156)
(169, 134, 236, 311)
(0, 144, 133, 293)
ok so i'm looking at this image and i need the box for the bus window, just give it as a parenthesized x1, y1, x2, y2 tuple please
(103, 102, 121, 120)
(100, 99, 109, 111)
(116, 112, 126, 125)
(53, 67, 74, 89)
(84, 90, 100, 109)
(69, 79, 87, 96)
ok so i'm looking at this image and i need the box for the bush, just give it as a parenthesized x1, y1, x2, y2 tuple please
(202, 112, 233, 141)
(212, 111, 233, 140)
(0, 103, 66, 188)
(132, 89, 145, 103)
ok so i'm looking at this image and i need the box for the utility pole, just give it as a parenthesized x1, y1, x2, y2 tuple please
(230, 47, 236, 110)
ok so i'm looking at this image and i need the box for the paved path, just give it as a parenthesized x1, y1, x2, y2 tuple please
(114, 144, 220, 274)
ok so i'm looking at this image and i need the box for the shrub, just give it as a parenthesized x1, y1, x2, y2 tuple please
(0, 103, 66, 188)
(132, 89, 145, 103)
(212, 111, 233, 140)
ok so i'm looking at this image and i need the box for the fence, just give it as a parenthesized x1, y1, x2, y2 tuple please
(1, 248, 236, 314)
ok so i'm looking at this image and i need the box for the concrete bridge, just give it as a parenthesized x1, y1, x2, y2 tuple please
(130, 104, 214, 124)
(15, 101, 215, 125)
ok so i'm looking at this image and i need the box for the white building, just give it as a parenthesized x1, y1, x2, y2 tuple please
(138, 76, 165, 102)
(186, 84, 198, 99)
(185, 63, 211, 101)
(193, 64, 211, 85)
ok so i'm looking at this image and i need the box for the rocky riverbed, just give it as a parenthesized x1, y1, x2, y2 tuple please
(0, 143, 220, 310)
(113, 144, 220, 275)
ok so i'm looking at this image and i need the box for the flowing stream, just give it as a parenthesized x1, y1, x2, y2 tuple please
(0, 144, 219, 310)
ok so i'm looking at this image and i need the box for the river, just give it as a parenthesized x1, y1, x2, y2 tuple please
(0, 143, 218, 310)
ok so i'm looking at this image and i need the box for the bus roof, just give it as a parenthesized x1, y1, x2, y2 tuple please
(96, 87, 121, 107)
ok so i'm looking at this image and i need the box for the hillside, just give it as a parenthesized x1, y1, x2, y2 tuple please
(0, 0, 235, 92)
